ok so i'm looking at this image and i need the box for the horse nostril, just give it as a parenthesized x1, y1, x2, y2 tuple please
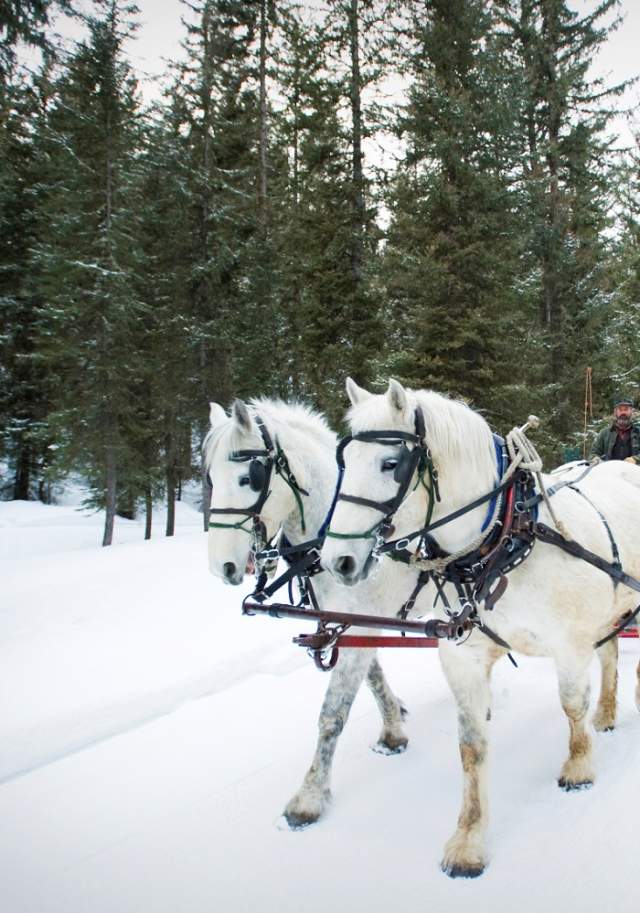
(223, 562, 237, 581)
(335, 555, 356, 578)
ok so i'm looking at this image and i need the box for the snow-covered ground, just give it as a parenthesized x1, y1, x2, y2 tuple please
(1, 499, 639, 913)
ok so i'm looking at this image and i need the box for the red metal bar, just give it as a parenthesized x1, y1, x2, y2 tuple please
(335, 629, 638, 648)
(336, 635, 439, 648)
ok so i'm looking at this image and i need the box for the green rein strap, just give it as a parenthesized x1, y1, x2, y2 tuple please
(276, 444, 308, 534)
(208, 442, 307, 535)
(208, 515, 255, 535)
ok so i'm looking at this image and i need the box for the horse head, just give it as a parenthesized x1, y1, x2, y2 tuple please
(203, 398, 310, 585)
(321, 377, 497, 586)
(203, 398, 338, 586)
(320, 378, 427, 585)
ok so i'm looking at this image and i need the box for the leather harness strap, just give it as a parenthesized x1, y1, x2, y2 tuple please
(535, 521, 640, 647)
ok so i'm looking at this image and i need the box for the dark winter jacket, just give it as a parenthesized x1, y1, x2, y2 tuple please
(591, 422, 640, 463)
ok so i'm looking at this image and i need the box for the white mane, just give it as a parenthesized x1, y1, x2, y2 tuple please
(348, 387, 496, 483)
(203, 397, 336, 471)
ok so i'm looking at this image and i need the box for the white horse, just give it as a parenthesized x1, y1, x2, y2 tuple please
(321, 377, 640, 877)
(204, 397, 423, 827)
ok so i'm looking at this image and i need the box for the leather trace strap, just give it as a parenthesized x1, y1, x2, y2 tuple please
(536, 522, 639, 593)
(378, 473, 514, 558)
(535, 521, 640, 647)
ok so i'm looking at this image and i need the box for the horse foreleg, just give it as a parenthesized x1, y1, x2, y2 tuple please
(366, 655, 409, 755)
(556, 658, 594, 790)
(593, 638, 618, 732)
(439, 643, 498, 879)
(283, 648, 373, 830)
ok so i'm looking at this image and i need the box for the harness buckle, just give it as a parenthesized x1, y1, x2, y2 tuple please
(255, 548, 280, 562)
(395, 537, 411, 551)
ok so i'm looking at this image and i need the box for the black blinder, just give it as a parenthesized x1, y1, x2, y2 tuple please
(249, 459, 267, 493)
(394, 446, 414, 486)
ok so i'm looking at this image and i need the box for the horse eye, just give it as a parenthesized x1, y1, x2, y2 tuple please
(239, 475, 250, 487)
(382, 459, 398, 472)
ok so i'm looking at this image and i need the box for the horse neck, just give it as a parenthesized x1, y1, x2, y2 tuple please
(269, 422, 337, 546)
(416, 403, 498, 554)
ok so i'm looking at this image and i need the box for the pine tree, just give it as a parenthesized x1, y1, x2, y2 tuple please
(135, 98, 196, 534)
(599, 145, 640, 409)
(503, 0, 629, 449)
(0, 1, 72, 83)
(382, 0, 524, 424)
(160, 0, 264, 531)
(32, 0, 147, 544)
(0, 65, 56, 499)
(273, 2, 383, 424)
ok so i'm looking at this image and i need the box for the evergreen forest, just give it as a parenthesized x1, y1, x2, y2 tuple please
(1, 0, 639, 543)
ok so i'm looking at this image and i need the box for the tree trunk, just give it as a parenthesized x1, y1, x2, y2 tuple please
(201, 461, 210, 532)
(117, 489, 136, 519)
(38, 477, 51, 505)
(144, 486, 152, 540)
(166, 454, 176, 537)
(541, 0, 567, 437)
(258, 0, 269, 227)
(348, 0, 365, 285)
(13, 439, 31, 500)
(102, 445, 117, 546)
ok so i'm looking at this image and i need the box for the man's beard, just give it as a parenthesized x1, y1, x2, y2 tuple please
(616, 415, 632, 429)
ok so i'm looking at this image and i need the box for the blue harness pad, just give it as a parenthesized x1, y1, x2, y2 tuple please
(481, 434, 509, 532)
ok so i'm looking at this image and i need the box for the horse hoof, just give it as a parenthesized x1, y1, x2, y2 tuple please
(441, 861, 485, 879)
(278, 811, 319, 831)
(557, 777, 593, 792)
(593, 715, 615, 733)
(371, 737, 408, 756)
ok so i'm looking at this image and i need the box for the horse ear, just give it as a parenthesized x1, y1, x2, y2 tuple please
(231, 399, 254, 433)
(209, 402, 227, 428)
(346, 376, 373, 406)
(387, 378, 408, 413)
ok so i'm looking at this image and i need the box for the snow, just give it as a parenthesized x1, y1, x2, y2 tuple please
(1, 499, 639, 913)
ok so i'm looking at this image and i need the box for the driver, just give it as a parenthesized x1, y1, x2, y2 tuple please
(591, 396, 640, 464)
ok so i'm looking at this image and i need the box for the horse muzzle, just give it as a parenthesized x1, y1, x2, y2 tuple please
(219, 561, 246, 586)
(324, 551, 371, 586)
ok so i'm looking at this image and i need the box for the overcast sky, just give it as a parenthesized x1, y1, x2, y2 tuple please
(48, 0, 639, 143)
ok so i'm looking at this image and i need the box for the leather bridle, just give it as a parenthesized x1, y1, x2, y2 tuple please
(325, 406, 440, 550)
(208, 415, 309, 552)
